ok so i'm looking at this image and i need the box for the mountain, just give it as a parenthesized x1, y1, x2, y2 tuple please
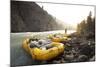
(11, 1, 65, 32)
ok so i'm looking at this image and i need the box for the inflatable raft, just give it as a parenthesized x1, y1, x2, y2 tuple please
(47, 34, 68, 42)
(22, 38, 64, 61)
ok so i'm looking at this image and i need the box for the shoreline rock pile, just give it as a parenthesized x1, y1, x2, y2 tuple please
(41, 33, 95, 64)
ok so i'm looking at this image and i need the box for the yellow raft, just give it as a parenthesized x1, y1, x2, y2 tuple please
(47, 34, 68, 42)
(22, 38, 64, 61)
(51, 37, 67, 42)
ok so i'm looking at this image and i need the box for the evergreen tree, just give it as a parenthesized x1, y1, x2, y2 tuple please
(77, 11, 95, 39)
(86, 11, 93, 33)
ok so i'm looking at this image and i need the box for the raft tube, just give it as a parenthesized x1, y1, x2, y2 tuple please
(22, 38, 64, 61)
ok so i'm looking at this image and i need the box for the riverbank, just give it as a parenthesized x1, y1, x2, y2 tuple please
(46, 33, 95, 64)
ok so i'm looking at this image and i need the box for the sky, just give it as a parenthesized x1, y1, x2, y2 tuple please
(36, 2, 95, 26)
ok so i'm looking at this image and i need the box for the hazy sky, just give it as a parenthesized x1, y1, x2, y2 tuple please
(37, 2, 95, 26)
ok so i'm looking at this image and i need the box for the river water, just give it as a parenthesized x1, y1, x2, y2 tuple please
(11, 30, 76, 37)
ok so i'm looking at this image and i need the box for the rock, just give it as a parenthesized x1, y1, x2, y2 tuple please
(79, 45, 93, 58)
(65, 51, 71, 55)
(64, 54, 74, 60)
(71, 37, 81, 44)
(89, 56, 95, 61)
(65, 43, 71, 47)
(60, 58, 66, 63)
(52, 60, 61, 64)
(80, 41, 88, 46)
(86, 32, 95, 40)
(64, 44, 72, 51)
(73, 53, 79, 58)
(78, 55, 88, 62)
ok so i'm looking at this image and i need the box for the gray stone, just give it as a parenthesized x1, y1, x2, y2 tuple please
(78, 55, 88, 62)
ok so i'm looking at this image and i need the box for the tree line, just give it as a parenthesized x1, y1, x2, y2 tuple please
(77, 11, 95, 39)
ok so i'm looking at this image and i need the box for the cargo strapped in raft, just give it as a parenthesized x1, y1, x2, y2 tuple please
(22, 38, 64, 61)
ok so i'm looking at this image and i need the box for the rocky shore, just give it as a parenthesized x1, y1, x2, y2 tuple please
(37, 33, 95, 64)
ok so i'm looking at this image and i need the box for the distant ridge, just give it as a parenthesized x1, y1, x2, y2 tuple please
(11, 1, 64, 32)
